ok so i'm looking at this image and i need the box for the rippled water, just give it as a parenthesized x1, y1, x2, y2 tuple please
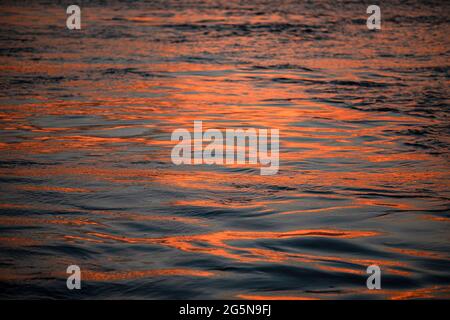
(0, 0, 449, 299)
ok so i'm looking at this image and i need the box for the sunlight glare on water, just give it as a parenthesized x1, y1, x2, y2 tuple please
(0, 0, 449, 299)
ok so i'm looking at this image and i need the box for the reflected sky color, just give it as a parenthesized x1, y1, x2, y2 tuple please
(0, 0, 449, 299)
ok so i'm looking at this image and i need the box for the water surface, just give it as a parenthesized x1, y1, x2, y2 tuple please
(0, 0, 449, 299)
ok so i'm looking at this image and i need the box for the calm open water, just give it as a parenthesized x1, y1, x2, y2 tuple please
(0, 0, 449, 299)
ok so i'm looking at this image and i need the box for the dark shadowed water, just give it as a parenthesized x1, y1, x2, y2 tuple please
(0, 0, 449, 299)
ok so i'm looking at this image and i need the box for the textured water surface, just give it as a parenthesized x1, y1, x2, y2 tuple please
(0, 0, 449, 299)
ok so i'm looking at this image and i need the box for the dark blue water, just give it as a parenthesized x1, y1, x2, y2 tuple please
(0, 0, 449, 299)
